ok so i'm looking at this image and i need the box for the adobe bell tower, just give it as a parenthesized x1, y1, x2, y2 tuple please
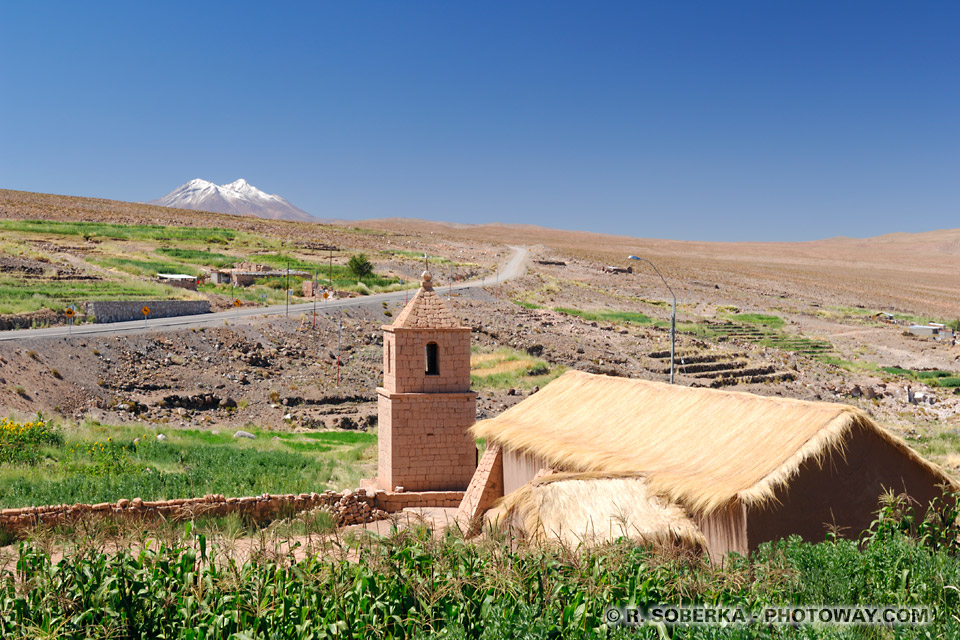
(376, 271, 477, 492)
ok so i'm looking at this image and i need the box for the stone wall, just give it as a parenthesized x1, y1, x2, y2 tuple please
(456, 443, 504, 534)
(88, 300, 210, 324)
(0, 488, 464, 534)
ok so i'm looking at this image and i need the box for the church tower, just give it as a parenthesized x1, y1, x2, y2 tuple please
(376, 271, 477, 492)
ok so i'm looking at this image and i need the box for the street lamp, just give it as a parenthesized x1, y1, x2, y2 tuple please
(628, 255, 677, 384)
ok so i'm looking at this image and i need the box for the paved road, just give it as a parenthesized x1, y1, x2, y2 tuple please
(0, 247, 529, 342)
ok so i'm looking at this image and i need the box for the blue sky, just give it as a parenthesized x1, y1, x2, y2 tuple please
(1, 2, 957, 241)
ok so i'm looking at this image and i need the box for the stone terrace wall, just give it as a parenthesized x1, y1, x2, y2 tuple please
(89, 300, 210, 323)
(0, 488, 464, 534)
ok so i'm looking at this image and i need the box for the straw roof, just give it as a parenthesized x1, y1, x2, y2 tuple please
(389, 272, 465, 330)
(473, 370, 954, 514)
(494, 472, 704, 549)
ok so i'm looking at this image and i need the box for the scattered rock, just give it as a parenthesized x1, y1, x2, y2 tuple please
(234, 430, 255, 439)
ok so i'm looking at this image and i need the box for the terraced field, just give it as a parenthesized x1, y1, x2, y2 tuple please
(704, 321, 835, 357)
(649, 348, 796, 388)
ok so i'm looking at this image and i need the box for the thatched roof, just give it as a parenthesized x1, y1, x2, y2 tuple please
(389, 272, 465, 330)
(473, 370, 954, 514)
(493, 472, 704, 549)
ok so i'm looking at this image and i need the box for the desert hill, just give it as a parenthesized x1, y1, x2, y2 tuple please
(2, 187, 959, 316)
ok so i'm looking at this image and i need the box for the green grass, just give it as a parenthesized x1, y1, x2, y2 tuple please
(553, 307, 653, 325)
(0, 276, 185, 315)
(816, 356, 879, 373)
(724, 313, 786, 329)
(155, 247, 235, 268)
(383, 249, 452, 264)
(249, 252, 408, 290)
(880, 366, 960, 386)
(88, 256, 200, 277)
(0, 421, 376, 509)
(512, 300, 542, 310)
(0, 219, 240, 242)
(470, 347, 564, 390)
(697, 317, 836, 358)
(915, 370, 954, 379)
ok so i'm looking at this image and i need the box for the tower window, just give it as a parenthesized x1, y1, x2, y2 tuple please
(425, 342, 439, 376)
(386, 341, 391, 373)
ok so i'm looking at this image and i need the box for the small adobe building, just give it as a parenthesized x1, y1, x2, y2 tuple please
(372, 270, 477, 493)
(457, 370, 956, 558)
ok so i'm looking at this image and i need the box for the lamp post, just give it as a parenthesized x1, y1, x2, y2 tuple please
(628, 255, 677, 384)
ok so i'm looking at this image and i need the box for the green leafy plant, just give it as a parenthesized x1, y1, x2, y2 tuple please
(0, 415, 62, 465)
(347, 252, 374, 279)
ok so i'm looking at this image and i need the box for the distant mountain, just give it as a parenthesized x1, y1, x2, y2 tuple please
(149, 179, 314, 222)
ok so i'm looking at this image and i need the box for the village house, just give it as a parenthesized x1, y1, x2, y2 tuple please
(458, 371, 955, 558)
(156, 273, 198, 291)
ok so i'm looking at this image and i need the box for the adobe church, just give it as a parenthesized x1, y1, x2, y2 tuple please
(369, 270, 954, 559)
(372, 270, 477, 492)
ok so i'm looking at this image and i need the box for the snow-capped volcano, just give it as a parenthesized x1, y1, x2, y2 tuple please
(149, 179, 314, 222)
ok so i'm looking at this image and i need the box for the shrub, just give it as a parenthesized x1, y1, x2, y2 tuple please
(347, 253, 374, 279)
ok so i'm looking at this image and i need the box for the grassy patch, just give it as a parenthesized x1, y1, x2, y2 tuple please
(816, 356, 879, 372)
(880, 366, 960, 386)
(470, 347, 563, 390)
(512, 300, 541, 310)
(553, 307, 652, 325)
(916, 370, 954, 379)
(88, 256, 200, 278)
(155, 248, 235, 268)
(0, 421, 376, 508)
(383, 249, 452, 264)
(0, 219, 240, 243)
(0, 276, 185, 315)
(701, 319, 835, 357)
(249, 252, 408, 291)
(724, 313, 785, 329)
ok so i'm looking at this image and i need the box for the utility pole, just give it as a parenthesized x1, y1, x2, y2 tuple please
(336, 308, 342, 388)
(312, 268, 317, 328)
(628, 255, 677, 384)
(285, 262, 290, 317)
(328, 249, 334, 289)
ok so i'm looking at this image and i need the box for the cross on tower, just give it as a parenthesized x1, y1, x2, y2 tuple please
(423, 253, 429, 272)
